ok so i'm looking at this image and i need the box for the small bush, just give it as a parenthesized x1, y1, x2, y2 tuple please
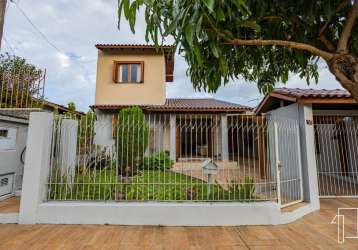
(140, 151, 173, 171)
(227, 176, 256, 201)
(115, 107, 149, 176)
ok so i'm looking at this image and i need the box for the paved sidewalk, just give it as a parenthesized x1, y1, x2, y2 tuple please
(0, 199, 357, 249)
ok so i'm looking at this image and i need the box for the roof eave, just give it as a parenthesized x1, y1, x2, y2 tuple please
(91, 105, 251, 113)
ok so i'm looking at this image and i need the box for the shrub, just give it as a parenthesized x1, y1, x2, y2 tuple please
(116, 107, 149, 176)
(140, 151, 173, 171)
(227, 176, 256, 201)
(78, 111, 96, 156)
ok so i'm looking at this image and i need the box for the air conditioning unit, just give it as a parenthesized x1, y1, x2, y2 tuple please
(0, 173, 14, 197)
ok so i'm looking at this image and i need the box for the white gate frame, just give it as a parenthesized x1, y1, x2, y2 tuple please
(274, 122, 282, 206)
(274, 121, 304, 208)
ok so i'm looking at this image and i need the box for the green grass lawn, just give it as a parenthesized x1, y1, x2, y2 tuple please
(48, 169, 255, 202)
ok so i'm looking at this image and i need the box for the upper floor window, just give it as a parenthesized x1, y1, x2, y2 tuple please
(113, 61, 144, 83)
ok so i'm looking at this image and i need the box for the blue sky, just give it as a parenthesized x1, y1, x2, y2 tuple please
(2, 0, 342, 112)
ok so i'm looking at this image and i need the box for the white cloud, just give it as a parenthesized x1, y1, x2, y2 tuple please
(57, 52, 70, 68)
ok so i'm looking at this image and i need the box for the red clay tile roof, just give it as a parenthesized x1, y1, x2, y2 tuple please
(273, 88, 351, 99)
(93, 98, 252, 113)
(255, 88, 355, 114)
(95, 44, 175, 50)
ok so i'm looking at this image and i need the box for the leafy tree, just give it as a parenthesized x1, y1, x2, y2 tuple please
(116, 107, 149, 176)
(78, 111, 96, 155)
(118, 0, 358, 100)
(65, 101, 77, 119)
(0, 53, 43, 108)
(68, 102, 76, 112)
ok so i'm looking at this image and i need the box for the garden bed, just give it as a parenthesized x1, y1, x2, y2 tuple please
(48, 169, 256, 202)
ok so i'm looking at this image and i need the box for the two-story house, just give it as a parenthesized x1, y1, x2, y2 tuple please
(92, 44, 258, 172)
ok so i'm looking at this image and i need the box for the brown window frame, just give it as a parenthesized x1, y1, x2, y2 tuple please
(113, 61, 144, 84)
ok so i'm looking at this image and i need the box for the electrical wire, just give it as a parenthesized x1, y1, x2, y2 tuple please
(9, 0, 95, 83)
(10, 0, 62, 53)
(3, 35, 15, 54)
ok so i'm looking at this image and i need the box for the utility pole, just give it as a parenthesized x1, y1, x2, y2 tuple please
(0, 0, 7, 49)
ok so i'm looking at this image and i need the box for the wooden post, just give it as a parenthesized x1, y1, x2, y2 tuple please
(336, 119, 349, 176)
(0, 0, 7, 49)
(258, 125, 266, 179)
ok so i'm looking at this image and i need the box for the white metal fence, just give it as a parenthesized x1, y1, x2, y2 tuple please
(46, 111, 303, 205)
(314, 115, 358, 198)
(0, 68, 46, 110)
(271, 118, 303, 207)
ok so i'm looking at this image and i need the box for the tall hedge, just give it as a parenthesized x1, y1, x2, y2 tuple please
(116, 107, 149, 176)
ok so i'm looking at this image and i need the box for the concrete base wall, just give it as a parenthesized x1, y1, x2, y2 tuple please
(29, 201, 316, 226)
(0, 213, 18, 224)
(36, 202, 280, 226)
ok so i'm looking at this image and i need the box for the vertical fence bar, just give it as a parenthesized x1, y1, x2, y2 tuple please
(46, 113, 297, 203)
(314, 115, 358, 198)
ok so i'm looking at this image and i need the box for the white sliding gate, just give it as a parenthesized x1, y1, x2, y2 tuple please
(314, 115, 358, 198)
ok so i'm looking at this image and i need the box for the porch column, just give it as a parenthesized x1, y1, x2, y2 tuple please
(221, 114, 228, 161)
(298, 103, 320, 209)
(169, 114, 176, 161)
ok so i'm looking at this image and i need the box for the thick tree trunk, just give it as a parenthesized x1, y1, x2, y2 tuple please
(328, 53, 358, 102)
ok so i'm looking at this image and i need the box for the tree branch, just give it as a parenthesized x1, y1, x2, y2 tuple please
(337, 0, 358, 52)
(319, 0, 348, 36)
(318, 35, 335, 52)
(227, 39, 334, 61)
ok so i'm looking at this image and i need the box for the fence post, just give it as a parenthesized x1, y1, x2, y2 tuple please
(59, 119, 78, 186)
(19, 112, 54, 224)
(221, 114, 228, 161)
(169, 114, 176, 161)
(298, 104, 320, 209)
(274, 122, 281, 205)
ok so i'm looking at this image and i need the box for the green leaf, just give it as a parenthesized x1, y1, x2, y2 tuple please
(202, 0, 215, 13)
(237, 20, 261, 32)
(185, 25, 194, 46)
(195, 16, 203, 39)
(210, 43, 220, 58)
(122, 0, 130, 19)
(193, 47, 203, 65)
(164, 20, 178, 36)
(117, 0, 124, 29)
(217, 8, 225, 21)
(281, 70, 289, 83)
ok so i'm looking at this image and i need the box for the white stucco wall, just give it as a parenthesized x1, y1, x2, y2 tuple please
(0, 115, 28, 195)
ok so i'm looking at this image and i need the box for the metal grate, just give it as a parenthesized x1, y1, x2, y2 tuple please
(46, 111, 303, 204)
(0, 177, 8, 186)
(314, 115, 358, 198)
(0, 68, 46, 111)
